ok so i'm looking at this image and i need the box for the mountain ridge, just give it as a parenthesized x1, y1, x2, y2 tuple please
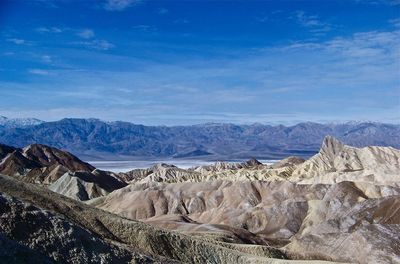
(0, 116, 44, 128)
(0, 117, 399, 159)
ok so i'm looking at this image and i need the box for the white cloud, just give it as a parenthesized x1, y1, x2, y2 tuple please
(77, 29, 95, 39)
(74, 39, 114, 50)
(28, 69, 50, 76)
(132, 25, 157, 31)
(104, 0, 138, 11)
(36, 27, 62, 33)
(41, 55, 52, 63)
(292, 11, 332, 35)
(6, 38, 27, 45)
(91, 40, 114, 50)
(256, 10, 283, 23)
(4, 25, 398, 125)
(389, 18, 400, 28)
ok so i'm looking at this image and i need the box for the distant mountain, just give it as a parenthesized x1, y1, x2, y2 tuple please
(0, 117, 399, 159)
(0, 116, 44, 128)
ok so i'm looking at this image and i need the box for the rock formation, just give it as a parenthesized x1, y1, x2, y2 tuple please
(49, 170, 127, 201)
(0, 136, 399, 263)
(1, 174, 326, 264)
(0, 143, 126, 200)
(291, 135, 400, 185)
(0, 143, 94, 184)
(92, 179, 400, 263)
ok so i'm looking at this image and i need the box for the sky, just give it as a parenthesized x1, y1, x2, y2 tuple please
(0, 0, 399, 125)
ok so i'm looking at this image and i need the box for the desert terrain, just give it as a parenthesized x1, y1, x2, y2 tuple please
(0, 136, 399, 263)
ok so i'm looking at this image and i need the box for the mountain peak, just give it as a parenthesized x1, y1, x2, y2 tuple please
(321, 135, 345, 156)
(243, 158, 262, 167)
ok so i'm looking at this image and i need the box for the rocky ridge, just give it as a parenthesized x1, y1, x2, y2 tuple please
(0, 143, 125, 200)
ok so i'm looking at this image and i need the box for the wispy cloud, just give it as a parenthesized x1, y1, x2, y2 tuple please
(282, 30, 400, 60)
(256, 10, 283, 23)
(292, 11, 332, 35)
(103, 0, 138, 11)
(77, 29, 95, 39)
(36, 27, 63, 33)
(73, 39, 114, 50)
(28, 69, 51, 75)
(2, 24, 399, 124)
(132, 25, 157, 31)
(41, 55, 52, 63)
(389, 18, 400, 28)
(6, 38, 28, 45)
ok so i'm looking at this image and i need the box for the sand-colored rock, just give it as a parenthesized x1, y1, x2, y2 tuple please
(1, 137, 399, 263)
(270, 157, 305, 169)
(49, 170, 127, 201)
(285, 190, 400, 263)
(92, 178, 400, 263)
(291, 136, 400, 185)
(193, 159, 264, 174)
(0, 174, 337, 264)
(120, 137, 400, 186)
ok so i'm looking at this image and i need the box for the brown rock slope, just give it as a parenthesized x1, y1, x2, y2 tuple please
(0, 143, 127, 200)
(0, 174, 336, 264)
(23, 144, 95, 173)
(0, 143, 94, 184)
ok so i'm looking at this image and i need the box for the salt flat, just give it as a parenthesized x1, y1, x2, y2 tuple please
(88, 159, 277, 172)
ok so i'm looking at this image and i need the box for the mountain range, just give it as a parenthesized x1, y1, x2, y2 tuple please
(0, 116, 44, 128)
(0, 117, 399, 160)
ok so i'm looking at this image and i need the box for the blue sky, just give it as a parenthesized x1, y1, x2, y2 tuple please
(1, 0, 399, 125)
